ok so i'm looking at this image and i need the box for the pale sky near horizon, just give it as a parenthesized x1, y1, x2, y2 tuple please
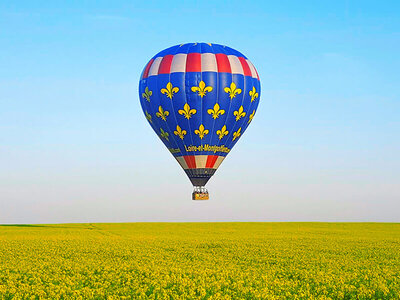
(1, 1, 399, 223)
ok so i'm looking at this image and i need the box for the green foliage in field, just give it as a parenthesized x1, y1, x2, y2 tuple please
(0, 223, 399, 299)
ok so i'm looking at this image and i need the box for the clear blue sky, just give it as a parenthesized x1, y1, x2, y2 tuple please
(1, 1, 399, 223)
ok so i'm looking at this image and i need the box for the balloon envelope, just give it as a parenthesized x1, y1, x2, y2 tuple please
(139, 43, 261, 188)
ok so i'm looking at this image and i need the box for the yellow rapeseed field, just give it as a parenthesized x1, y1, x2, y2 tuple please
(0, 223, 399, 299)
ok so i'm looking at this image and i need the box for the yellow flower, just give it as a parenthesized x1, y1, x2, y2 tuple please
(161, 82, 179, 99)
(216, 125, 229, 140)
(248, 110, 255, 124)
(224, 82, 242, 99)
(155, 106, 169, 121)
(178, 103, 196, 120)
(194, 124, 209, 139)
(145, 111, 152, 123)
(232, 127, 242, 141)
(173, 125, 186, 140)
(233, 105, 246, 121)
(160, 128, 169, 141)
(142, 87, 152, 102)
(207, 103, 225, 119)
(191, 81, 213, 98)
(249, 86, 259, 102)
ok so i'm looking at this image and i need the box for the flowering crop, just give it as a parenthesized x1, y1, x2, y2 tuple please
(0, 223, 399, 299)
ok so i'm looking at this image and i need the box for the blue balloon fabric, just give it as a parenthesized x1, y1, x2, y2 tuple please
(139, 43, 261, 187)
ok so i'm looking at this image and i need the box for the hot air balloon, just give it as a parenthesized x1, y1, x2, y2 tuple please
(139, 43, 260, 200)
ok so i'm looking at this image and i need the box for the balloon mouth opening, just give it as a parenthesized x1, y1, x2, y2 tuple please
(192, 186, 209, 201)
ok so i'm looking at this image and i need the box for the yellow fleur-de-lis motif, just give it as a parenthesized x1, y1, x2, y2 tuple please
(249, 86, 259, 102)
(194, 124, 209, 140)
(178, 103, 196, 120)
(248, 110, 255, 124)
(142, 87, 152, 102)
(145, 111, 152, 123)
(216, 125, 229, 140)
(173, 125, 187, 140)
(161, 82, 179, 99)
(233, 105, 246, 121)
(224, 82, 242, 99)
(207, 103, 225, 119)
(160, 128, 169, 141)
(233, 127, 242, 141)
(156, 105, 169, 121)
(191, 81, 213, 98)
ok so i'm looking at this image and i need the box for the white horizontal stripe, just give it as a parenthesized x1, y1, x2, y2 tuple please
(247, 60, 258, 79)
(148, 56, 163, 76)
(201, 53, 217, 72)
(227, 55, 243, 75)
(170, 54, 187, 73)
